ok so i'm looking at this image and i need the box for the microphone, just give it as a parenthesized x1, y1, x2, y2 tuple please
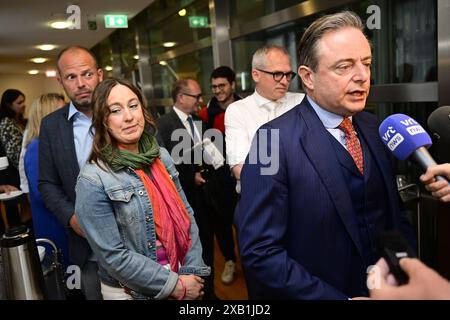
(378, 113, 447, 182)
(427, 106, 450, 162)
(379, 231, 416, 285)
(428, 106, 450, 143)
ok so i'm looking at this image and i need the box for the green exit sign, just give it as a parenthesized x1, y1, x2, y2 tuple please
(104, 15, 128, 28)
(189, 16, 208, 28)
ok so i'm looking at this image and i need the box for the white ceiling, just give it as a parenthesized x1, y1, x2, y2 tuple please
(0, 0, 154, 75)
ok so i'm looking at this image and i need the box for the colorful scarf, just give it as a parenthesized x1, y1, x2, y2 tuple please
(103, 132, 191, 272)
(135, 159, 192, 272)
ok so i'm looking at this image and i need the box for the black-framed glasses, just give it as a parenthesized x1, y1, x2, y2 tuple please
(182, 92, 203, 101)
(210, 83, 227, 91)
(256, 68, 297, 82)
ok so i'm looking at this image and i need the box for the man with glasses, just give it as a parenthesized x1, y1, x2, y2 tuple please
(198, 66, 241, 285)
(224, 45, 304, 188)
(200, 66, 241, 132)
(156, 78, 216, 299)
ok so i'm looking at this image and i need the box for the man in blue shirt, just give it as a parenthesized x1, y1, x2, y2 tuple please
(39, 46, 103, 299)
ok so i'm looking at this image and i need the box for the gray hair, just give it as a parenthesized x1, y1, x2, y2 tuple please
(252, 44, 290, 70)
(297, 11, 365, 72)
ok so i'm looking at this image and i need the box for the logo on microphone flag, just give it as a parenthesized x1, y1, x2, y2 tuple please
(387, 133, 404, 151)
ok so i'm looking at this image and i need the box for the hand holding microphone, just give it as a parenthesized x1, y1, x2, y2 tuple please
(420, 163, 450, 202)
(378, 113, 449, 183)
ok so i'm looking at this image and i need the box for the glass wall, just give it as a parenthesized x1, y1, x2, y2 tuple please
(353, 0, 437, 84)
(230, 0, 308, 26)
(147, 0, 210, 57)
(114, 25, 139, 81)
(231, 0, 436, 94)
(92, 25, 138, 81)
(152, 46, 213, 102)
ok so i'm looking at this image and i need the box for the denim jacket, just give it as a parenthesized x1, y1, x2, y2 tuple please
(75, 147, 210, 300)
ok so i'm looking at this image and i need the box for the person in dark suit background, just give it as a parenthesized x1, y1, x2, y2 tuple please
(156, 79, 205, 213)
(38, 46, 103, 299)
(156, 79, 216, 299)
(236, 11, 415, 300)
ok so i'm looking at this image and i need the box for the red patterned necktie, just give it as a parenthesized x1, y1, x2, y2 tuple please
(338, 117, 364, 175)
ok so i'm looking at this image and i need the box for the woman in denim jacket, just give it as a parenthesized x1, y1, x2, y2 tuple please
(75, 78, 210, 300)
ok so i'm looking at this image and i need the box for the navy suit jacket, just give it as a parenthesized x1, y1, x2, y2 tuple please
(237, 97, 415, 300)
(38, 104, 90, 267)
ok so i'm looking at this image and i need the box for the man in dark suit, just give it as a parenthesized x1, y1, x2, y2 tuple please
(236, 11, 416, 300)
(156, 78, 216, 299)
(39, 46, 103, 299)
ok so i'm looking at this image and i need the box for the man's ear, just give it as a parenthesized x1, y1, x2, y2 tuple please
(298, 65, 314, 91)
(251, 69, 260, 83)
(231, 81, 236, 91)
(177, 93, 184, 104)
(56, 73, 63, 86)
(97, 68, 104, 81)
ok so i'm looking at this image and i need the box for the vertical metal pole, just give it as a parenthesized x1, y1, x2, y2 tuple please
(438, 0, 450, 105)
(135, 24, 155, 110)
(209, 0, 233, 68)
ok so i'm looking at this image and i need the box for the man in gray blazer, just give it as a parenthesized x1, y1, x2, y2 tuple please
(38, 46, 103, 299)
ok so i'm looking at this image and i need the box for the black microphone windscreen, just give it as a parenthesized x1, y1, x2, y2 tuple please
(428, 106, 450, 163)
(428, 106, 450, 144)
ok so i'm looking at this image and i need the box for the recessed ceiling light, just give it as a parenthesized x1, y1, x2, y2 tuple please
(159, 61, 168, 66)
(105, 66, 113, 71)
(163, 42, 176, 48)
(45, 70, 57, 77)
(37, 44, 56, 51)
(133, 55, 139, 60)
(178, 9, 187, 17)
(28, 70, 39, 75)
(31, 57, 47, 64)
(50, 21, 70, 29)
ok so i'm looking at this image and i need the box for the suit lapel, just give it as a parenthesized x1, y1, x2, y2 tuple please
(168, 110, 186, 131)
(170, 110, 203, 143)
(167, 110, 200, 162)
(331, 137, 362, 177)
(298, 100, 364, 259)
(59, 105, 79, 179)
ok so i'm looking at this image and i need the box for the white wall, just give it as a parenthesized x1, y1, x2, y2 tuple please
(0, 74, 65, 117)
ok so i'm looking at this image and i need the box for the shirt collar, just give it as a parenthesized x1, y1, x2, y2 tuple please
(307, 95, 352, 129)
(67, 101, 78, 121)
(254, 89, 287, 108)
(173, 105, 190, 122)
(67, 101, 92, 121)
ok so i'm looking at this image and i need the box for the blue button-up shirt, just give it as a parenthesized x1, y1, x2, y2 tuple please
(67, 102, 94, 171)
